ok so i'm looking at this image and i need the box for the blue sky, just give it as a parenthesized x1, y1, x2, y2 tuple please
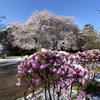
(0, 0, 100, 29)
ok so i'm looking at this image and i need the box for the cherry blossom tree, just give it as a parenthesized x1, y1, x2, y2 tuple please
(10, 10, 80, 51)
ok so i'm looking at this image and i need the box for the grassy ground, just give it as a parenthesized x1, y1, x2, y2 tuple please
(0, 63, 26, 100)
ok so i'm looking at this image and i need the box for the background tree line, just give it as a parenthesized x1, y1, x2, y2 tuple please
(0, 10, 100, 56)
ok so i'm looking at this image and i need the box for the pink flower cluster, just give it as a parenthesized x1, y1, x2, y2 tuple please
(16, 49, 100, 100)
(76, 49, 100, 65)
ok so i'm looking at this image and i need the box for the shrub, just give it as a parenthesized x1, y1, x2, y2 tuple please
(16, 49, 100, 100)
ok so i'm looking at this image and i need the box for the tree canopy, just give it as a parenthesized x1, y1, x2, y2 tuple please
(9, 10, 80, 51)
(7, 10, 100, 53)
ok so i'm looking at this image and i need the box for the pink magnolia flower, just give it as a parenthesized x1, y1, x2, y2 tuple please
(57, 68, 62, 74)
(79, 71, 85, 76)
(36, 79, 40, 86)
(49, 59, 54, 63)
(68, 96, 72, 100)
(16, 82, 21, 86)
(28, 86, 33, 91)
(81, 79, 85, 85)
(79, 91, 86, 97)
(86, 94, 91, 98)
(18, 65, 26, 74)
(53, 61, 57, 66)
(28, 68, 34, 73)
(59, 81, 63, 85)
(61, 70, 65, 74)
(22, 55, 28, 62)
(62, 87, 67, 94)
(40, 64, 47, 69)
(16, 78, 21, 86)
(78, 78, 85, 85)
(32, 61, 40, 69)
(52, 68, 57, 72)
(76, 96, 81, 100)
(54, 88, 58, 94)
(32, 97, 35, 100)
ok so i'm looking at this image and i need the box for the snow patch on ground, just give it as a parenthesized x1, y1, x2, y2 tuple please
(0, 56, 22, 67)
(90, 96, 100, 100)
(95, 74, 100, 82)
